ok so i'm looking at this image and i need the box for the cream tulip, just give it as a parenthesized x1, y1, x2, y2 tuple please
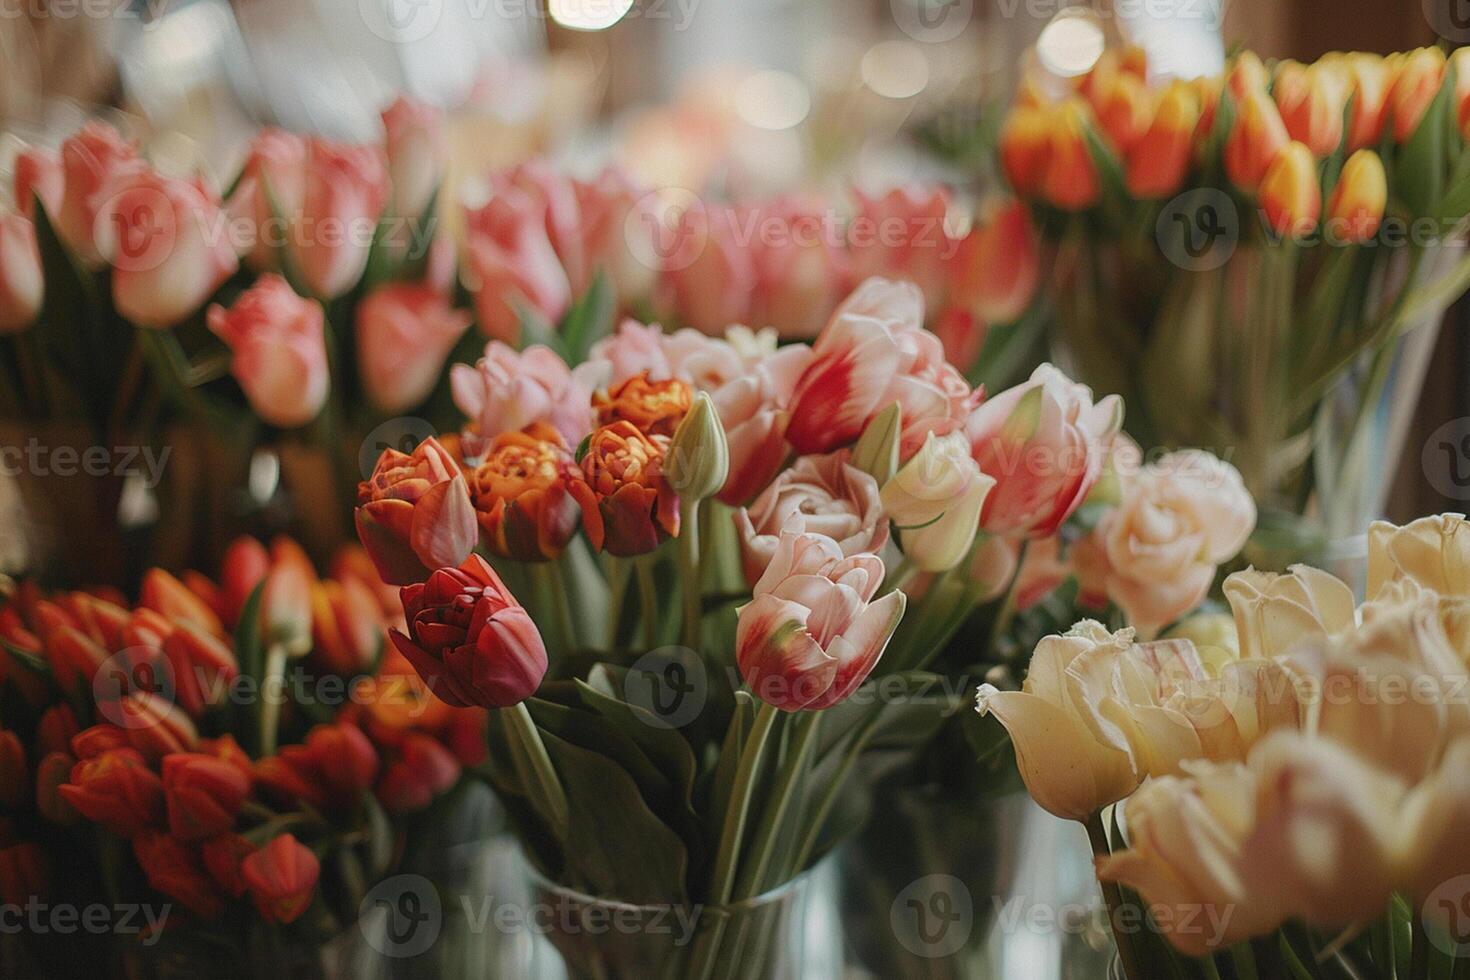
(1224, 564, 1356, 661)
(1368, 514, 1470, 598)
(881, 432, 993, 573)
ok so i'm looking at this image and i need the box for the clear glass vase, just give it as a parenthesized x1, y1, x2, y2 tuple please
(838, 785, 1114, 980)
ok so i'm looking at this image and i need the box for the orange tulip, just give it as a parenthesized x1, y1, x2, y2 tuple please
(1042, 100, 1100, 212)
(468, 431, 581, 563)
(1127, 81, 1201, 198)
(1227, 50, 1269, 100)
(999, 104, 1051, 199)
(1225, 87, 1290, 192)
(1258, 141, 1321, 236)
(1325, 149, 1387, 244)
(1453, 47, 1470, 139)
(569, 421, 681, 556)
(1092, 70, 1152, 154)
(1387, 46, 1446, 143)
(1341, 53, 1392, 151)
(948, 197, 1039, 324)
(1274, 61, 1347, 157)
(1193, 75, 1223, 141)
(593, 373, 693, 438)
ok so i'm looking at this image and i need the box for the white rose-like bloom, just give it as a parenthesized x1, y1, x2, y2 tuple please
(880, 432, 994, 573)
(1094, 450, 1256, 637)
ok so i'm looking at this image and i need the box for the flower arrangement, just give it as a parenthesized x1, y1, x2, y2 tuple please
(0, 536, 488, 976)
(979, 513, 1470, 979)
(353, 267, 1255, 976)
(998, 44, 1470, 552)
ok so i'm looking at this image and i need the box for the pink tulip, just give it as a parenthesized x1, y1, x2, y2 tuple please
(449, 342, 595, 452)
(391, 554, 548, 708)
(748, 197, 847, 340)
(97, 169, 239, 328)
(736, 530, 905, 710)
(712, 342, 811, 506)
(206, 275, 329, 429)
(573, 167, 659, 304)
(288, 138, 389, 299)
(463, 187, 571, 343)
(380, 95, 446, 221)
(56, 121, 145, 265)
(785, 277, 974, 457)
(965, 364, 1122, 537)
(663, 203, 756, 335)
(0, 213, 43, 334)
(12, 146, 62, 222)
(356, 282, 471, 412)
(237, 128, 307, 271)
(354, 436, 478, 586)
(848, 185, 954, 311)
(948, 198, 1040, 325)
(498, 160, 586, 295)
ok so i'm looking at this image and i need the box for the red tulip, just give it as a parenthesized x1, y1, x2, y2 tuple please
(140, 568, 225, 638)
(133, 832, 225, 919)
(948, 198, 1038, 325)
(35, 753, 79, 825)
(162, 623, 239, 718)
(0, 842, 48, 906)
(121, 691, 199, 761)
(310, 577, 385, 675)
(241, 833, 319, 924)
(162, 753, 250, 841)
(70, 724, 130, 759)
(376, 733, 461, 814)
(280, 722, 378, 808)
(0, 732, 27, 808)
(59, 748, 165, 837)
(355, 436, 478, 586)
(250, 757, 328, 812)
(200, 833, 255, 898)
(219, 536, 270, 628)
(36, 705, 79, 757)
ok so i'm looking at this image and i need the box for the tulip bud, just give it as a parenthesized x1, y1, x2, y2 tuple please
(240, 833, 320, 923)
(999, 104, 1051, 199)
(56, 121, 144, 265)
(134, 832, 226, 920)
(1092, 71, 1151, 154)
(162, 753, 250, 841)
(310, 578, 384, 674)
(263, 537, 316, 658)
(1125, 82, 1201, 199)
(381, 96, 445, 221)
(0, 212, 43, 335)
(70, 724, 130, 759)
(376, 733, 461, 814)
(1258, 141, 1321, 236)
(1342, 53, 1392, 151)
(36, 706, 79, 757)
(1042, 100, 1100, 212)
(1388, 46, 1447, 143)
(1227, 51, 1270, 100)
(881, 432, 994, 573)
(1325, 149, 1387, 244)
(0, 732, 27, 808)
(140, 568, 225, 638)
(35, 752, 79, 825)
(0, 842, 48, 907)
(123, 691, 199, 761)
(1453, 47, 1470, 140)
(286, 722, 379, 806)
(357, 282, 473, 414)
(1225, 87, 1290, 193)
(251, 757, 329, 812)
(948, 198, 1039, 324)
(200, 833, 254, 898)
(207, 275, 331, 430)
(58, 747, 165, 837)
(666, 392, 729, 501)
(1274, 61, 1347, 157)
(290, 139, 389, 300)
(12, 146, 61, 223)
(852, 402, 903, 487)
(162, 623, 239, 718)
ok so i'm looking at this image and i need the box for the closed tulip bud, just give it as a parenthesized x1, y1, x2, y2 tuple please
(250, 757, 328, 811)
(207, 275, 330, 430)
(1388, 46, 1447, 143)
(0, 732, 27, 808)
(134, 832, 226, 920)
(162, 623, 238, 718)
(356, 282, 472, 413)
(310, 578, 384, 675)
(851, 402, 902, 487)
(263, 537, 316, 658)
(12, 146, 61, 223)
(881, 432, 994, 573)
(123, 691, 199, 761)
(1274, 61, 1347, 157)
(200, 833, 254, 898)
(1258, 141, 1320, 236)
(281, 722, 378, 807)
(1225, 87, 1290, 192)
(463, 187, 572, 344)
(35, 752, 79, 825)
(1193, 75, 1223, 140)
(0, 212, 42, 334)
(58, 747, 165, 837)
(999, 104, 1051, 198)
(391, 554, 548, 708)
(1325, 149, 1387, 244)
(0, 842, 48, 907)
(290, 139, 389, 299)
(569, 421, 681, 556)
(1042, 101, 1100, 212)
(36, 706, 78, 757)
(70, 724, 130, 759)
(355, 436, 478, 586)
(376, 733, 461, 814)
(44, 625, 108, 693)
(948, 198, 1039, 324)
(162, 753, 250, 841)
(666, 392, 729, 501)
(1125, 82, 1201, 199)
(381, 95, 445, 221)
(141, 568, 226, 638)
(1227, 51, 1269, 99)
(55, 121, 145, 265)
(1342, 53, 1392, 151)
(1453, 47, 1470, 139)
(1092, 71, 1151, 153)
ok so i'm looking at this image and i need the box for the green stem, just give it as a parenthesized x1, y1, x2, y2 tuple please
(790, 713, 880, 872)
(1410, 912, 1430, 980)
(636, 553, 659, 651)
(501, 701, 570, 838)
(534, 561, 576, 656)
(606, 556, 629, 652)
(1086, 811, 1143, 980)
(678, 497, 702, 650)
(258, 643, 289, 757)
(732, 711, 821, 899)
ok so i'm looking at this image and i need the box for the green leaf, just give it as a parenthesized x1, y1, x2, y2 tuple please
(574, 674, 698, 807)
(559, 269, 615, 367)
(1395, 80, 1450, 216)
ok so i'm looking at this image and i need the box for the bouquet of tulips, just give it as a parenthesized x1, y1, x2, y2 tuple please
(351, 257, 1258, 976)
(0, 536, 491, 978)
(979, 512, 1470, 980)
(997, 43, 1470, 555)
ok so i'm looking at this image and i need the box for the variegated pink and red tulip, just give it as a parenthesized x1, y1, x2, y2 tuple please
(736, 530, 905, 711)
(355, 436, 478, 586)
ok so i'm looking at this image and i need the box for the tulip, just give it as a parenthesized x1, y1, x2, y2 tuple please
(848, 185, 953, 311)
(95, 169, 239, 328)
(240, 833, 319, 924)
(356, 282, 472, 413)
(70, 724, 130, 759)
(932, 307, 986, 376)
(58, 747, 165, 837)
(236, 128, 307, 271)
(251, 757, 328, 811)
(0, 212, 43, 334)
(1325, 149, 1387, 244)
(381, 95, 445, 221)
(200, 833, 254, 897)
(661, 201, 756, 336)
(0, 731, 27, 808)
(1224, 87, 1290, 193)
(1041, 100, 1101, 212)
(593, 373, 693, 438)
(1454, 47, 1470, 139)
(162, 753, 250, 841)
(376, 732, 461, 813)
(310, 578, 385, 675)
(289, 138, 388, 299)
(965, 364, 1122, 537)
(851, 402, 902, 488)
(332, 544, 401, 620)
(1403, 739, 1470, 919)
(665, 390, 730, 504)
(463, 186, 572, 344)
(196, 735, 252, 777)
(56, 121, 145, 265)
(12, 146, 62, 222)
(573, 167, 660, 304)
(262, 537, 316, 657)
(1227, 51, 1270, 99)
(999, 104, 1051, 199)
(736, 529, 905, 710)
(162, 622, 239, 718)
(497, 161, 586, 291)
(735, 451, 888, 586)
(569, 421, 681, 556)
(0, 842, 49, 907)
(391, 554, 548, 708)
(281, 722, 378, 807)
(450, 342, 596, 452)
(881, 432, 993, 573)
(1274, 61, 1347, 157)
(1388, 46, 1447, 143)
(35, 752, 79, 825)
(206, 275, 330, 429)
(123, 691, 199, 761)
(748, 197, 847, 340)
(1224, 565, 1356, 662)
(1091, 70, 1151, 154)
(219, 536, 270, 629)
(947, 198, 1039, 324)
(1258, 141, 1321, 237)
(467, 431, 580, 562)
(354, 435, 477, 585)
(975, 621, 1142, 820)
(710, 343, 811, 507)
(1125, 81, 1201, 199)
(139, 568, 225, 637)
(36, 705, 78, 757)
(1367, 514, 1470, 598)
(44, 625, 109, 692)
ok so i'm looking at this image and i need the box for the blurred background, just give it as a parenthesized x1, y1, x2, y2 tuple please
(0, 0, 1462, 552)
